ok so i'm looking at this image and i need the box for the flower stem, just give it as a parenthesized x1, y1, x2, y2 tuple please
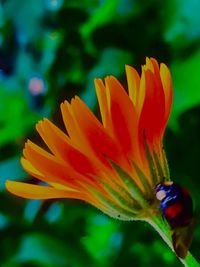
(145, 215, 200, 267)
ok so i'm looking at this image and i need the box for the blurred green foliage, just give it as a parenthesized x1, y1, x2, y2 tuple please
(0, 0, 200, 266)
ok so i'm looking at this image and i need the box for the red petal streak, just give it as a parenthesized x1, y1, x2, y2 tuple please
(105, 76, 138, 159)
(139, 68, 165, 144)
(70, 96, 127, 168)
(36, 119, 99, 176)
(24, 140, 101, 190)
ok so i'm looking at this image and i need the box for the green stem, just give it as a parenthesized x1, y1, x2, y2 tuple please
(144, 215, 200, 267)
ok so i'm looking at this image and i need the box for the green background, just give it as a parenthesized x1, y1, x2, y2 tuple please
(0, 0, 200, 266)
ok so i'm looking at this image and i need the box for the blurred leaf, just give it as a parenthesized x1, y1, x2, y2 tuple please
(45, 0, 64, 12)
(39, 31, 64, 73)
(80, 0, 119, 40)
(44, 202, 62, 223)
(64, 0, 99, 9)
(4, 0, 44, 44)
(5, 232, 94, 267)
(169, 49, 200, 130)
(0, 213, 9, 229)
(163, 0, 200, 48)
(0, 156, 26, 191)
(0, 89, 39, 146)
(82, 214, 122, 266)
(24, 200, 42, 223)
(130, 239, 176, 265)
(80, 0, 138, 54)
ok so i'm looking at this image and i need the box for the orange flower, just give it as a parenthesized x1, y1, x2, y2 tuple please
(6, 57, 173, 220)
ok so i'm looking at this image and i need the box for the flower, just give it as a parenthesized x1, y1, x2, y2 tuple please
(6, 57, 172, 221)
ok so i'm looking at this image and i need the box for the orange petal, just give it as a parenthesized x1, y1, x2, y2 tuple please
(149, 58, 164, 94)
(24, 140, 69, 180)
(24, 140, 110, 194)
(138, 68, 165, 143)
(21, 157, 44, 179)
(60, 100, 95, 158)
(5, 180, 86, 200)
(149, 57, 159, 73)
(36, 119, 99, 176)
(60, 100, 77, 139)
(105, 76, 138, 158)
(23, 140, 84, 190)
(60, 100, 83, 147)
(94, 78, 112, 131)
(137, 69, 146, 114)
(5, 180, 120, 215)
(70, 96, 125, 167)
(21, 157, 78, 192)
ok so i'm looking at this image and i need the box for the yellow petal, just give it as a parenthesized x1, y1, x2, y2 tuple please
(145, 57, 154, 72)
(21, 157, 44, 178)
(160, 63, 173, 123)
(94, 78, 110, 129)
(5, 180, 86, 200)
(125, 64, 140, 106)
